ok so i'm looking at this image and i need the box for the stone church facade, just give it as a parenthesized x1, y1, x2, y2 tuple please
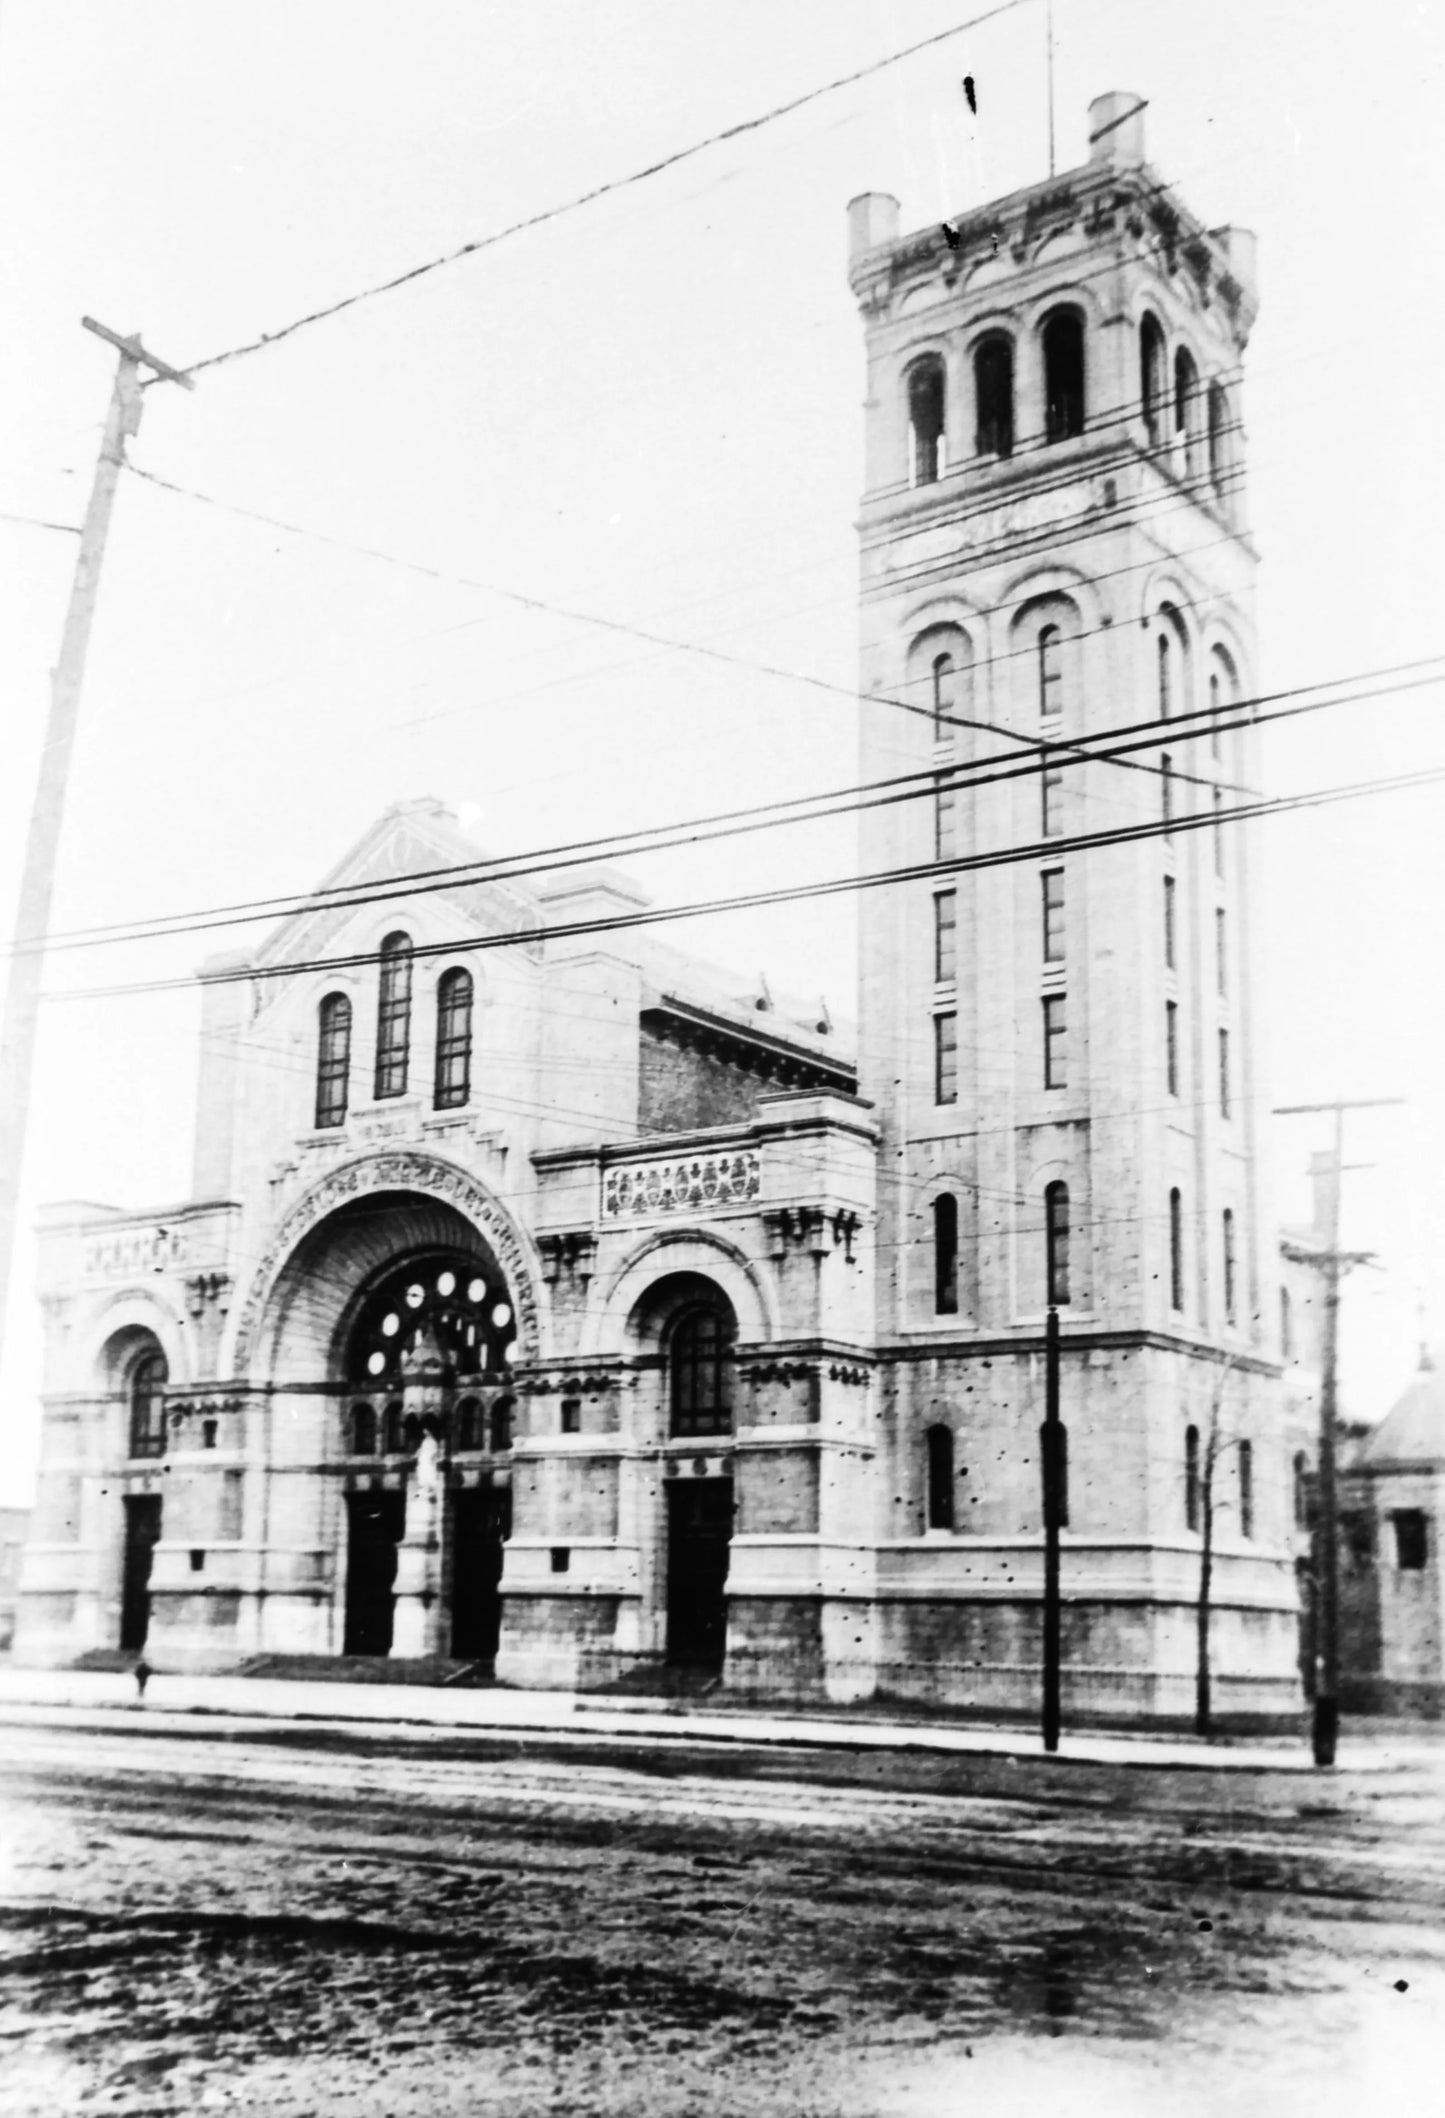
(15, 94, 1304, 1720)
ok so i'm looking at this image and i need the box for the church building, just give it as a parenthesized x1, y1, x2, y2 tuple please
(15, 95, 1304, 1720)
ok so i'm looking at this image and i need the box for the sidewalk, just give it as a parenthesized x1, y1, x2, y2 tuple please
(0, 1665, 1413, 1774)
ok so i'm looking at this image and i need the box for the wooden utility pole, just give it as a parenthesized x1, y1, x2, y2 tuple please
(1041, 1303, 1062, 1751)
(1276, 1096, 1403, 1767)
(0, 320, 193, 1377)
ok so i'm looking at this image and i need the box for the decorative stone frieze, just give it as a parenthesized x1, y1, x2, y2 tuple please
(604, 1152, 760, 1218)
(82, 1224, 186, 1280)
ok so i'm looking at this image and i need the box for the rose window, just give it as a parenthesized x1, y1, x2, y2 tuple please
(345, 1249, 516, 1384)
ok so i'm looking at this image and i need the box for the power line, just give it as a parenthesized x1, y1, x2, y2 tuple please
(19, 655, 1443, 961)
(0, 508, 81, 536)
(168, 2, 1036, 380)
(41, 757, 1445, 1007)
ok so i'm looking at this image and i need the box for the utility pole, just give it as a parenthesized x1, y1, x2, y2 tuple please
(1275, 1096, 1403, 1766)
(1041, 1303, 1062, 1752)
(0, 320, 193, 1377)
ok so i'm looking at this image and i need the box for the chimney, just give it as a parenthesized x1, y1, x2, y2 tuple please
(1087, 92, 1146, 169)
(848, 192, 901, 260)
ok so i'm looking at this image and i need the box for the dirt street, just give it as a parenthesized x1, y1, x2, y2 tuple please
(1, 1711, 1442, 2115)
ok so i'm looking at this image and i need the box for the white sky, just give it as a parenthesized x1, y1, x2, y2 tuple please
(2, 0, 1442, 1504)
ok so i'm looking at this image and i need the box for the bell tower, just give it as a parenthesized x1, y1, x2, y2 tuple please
(847, 95, 1300, 1717)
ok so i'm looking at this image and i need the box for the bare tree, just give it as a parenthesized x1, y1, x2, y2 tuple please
(1195, 1353, 1245, 1738)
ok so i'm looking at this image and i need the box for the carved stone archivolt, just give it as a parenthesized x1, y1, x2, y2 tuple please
(230, 1150, 541, 1372)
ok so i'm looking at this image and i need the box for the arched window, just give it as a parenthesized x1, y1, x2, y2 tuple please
(1185, 1424, 1201, 1531)
(1045, 1182, 1070, 1307)
(1140, 314, 1166, 441)
(1281, 1285, 1294, 1361)
(1174, 348, 1199, 471)
(455, 1396, 484, 1451)
(382, 1400, 405, 1455)
(974, 335, 1014, 458)
(931, 653, 956, 739)
(1038, 624, 1063, 719)
(1042, 309, 1085, 442)
(907, 356, 946, 486)
(926, 1424, 955, 1530)
(490, 1396, 514, 1453)
(434, 967, 474, 1110)
(1207, 382, 1228, 490)
(128, 1349, 168, 1460)
(1157, 632, 1173, 720)
(1238, 1438, 1254, 1539)
(375, 932, 414, 1100)
(1293, 1450, 1311, 1529)
(1209, 648, 1237, 764)
(1169, 1188, 1184, 1312)
(349, 1401, 377, 1455)
(315, 993, 352, 1130)
(670, 1304, 735, 1438)
(402, 1412, 424, 1456)
(934, 1194, 960, 1315)
(1222, 1208, 1237, 1325)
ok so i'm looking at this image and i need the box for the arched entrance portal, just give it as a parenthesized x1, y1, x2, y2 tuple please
(661, 1285, 737, 1671)
(337, 1239, 518, 1663)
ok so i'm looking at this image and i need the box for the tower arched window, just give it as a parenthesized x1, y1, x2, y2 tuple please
(1038, 624, 1063, 719)
(128, 1349, 168, 1460)
(434, 967, 474, 1110)
(907, 356, 946, 486)
(934, 1194, 960, 1316)
(670, 1304, 735, 1438)
(1281, 1285, 1294, 1361)
(1140, 313, 1166, 442)
(1222, 1208, 1238, 1325)
(1157, 631, 1173, 720)
(1042, 309, 1085, 442)
(1209, 648, 1237, 764)
(931, 653, 956, 739)
(1174, 348, 1199, 471)
(926, 1423, 955, 1531)
(1169, 1188, 1184, 1312)
(1045, 1181, 1071, 1307)
(315, 993, 352, 1130)
(1185, 1424, 1201, 1531)
(374, 932, 414, 1100)
(974, 335, 1014, 459)
(1207, 382, 1229, 490)
(1293, 1450, 1311, 1529)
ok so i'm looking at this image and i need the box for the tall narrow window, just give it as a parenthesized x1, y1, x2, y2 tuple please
(1140, 314, 1166, 442)
(1166, 1001, 1179, 1096)
(907, 356, 946, 486)
(315, 993, 352, 1130)
(1215, 907, 1227, 995)
(434, 967, 474, 1110)
(1281, 1286, 1294, 1361)
(1169, 1189, 1185, 1311)
(1213, 786, 1226, 877)
(1041, 868, 1065, 963)
(1045, 1181, 1070, 1305)
(1293, 1449, 1310, 1529)
(974, 335, 1014, 458)
(1042, 994, 1067, 1090)
(1208, 381, 1228, 491)
(1393, 1510, 1428, 1570)
(349, 1402, 377, 1456)
(1163, 875, 1177, 969)
(1174, 347, 1199, 470)
(934, 1195, 960, 1316)
(670, 1304, 735, 1438)
(374, 931, 414, 1100)
(1161, 755, 1174, 839)
(1238, 1438, 1254, 1539)
(1041, 755, 1063, 837)
(931, 652, 956, 739)
(1222, 1208, 1237, 1325)
(1038, 624, 1063, 719)
(1185, 1424, 1201, 1531)
(934, 1011, 958, 1105)
(1157, 631, 1173, 720)
(1043, 309, 1085, 442)
(934, 890, 957, 983)
(1218, 1028, 1231, 1119)
(128, 1349, 168, 1460)
(935, 777, 957, 859)
(1040, 1419, 1070, 1528)
(926, 1424, 956, 1530)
